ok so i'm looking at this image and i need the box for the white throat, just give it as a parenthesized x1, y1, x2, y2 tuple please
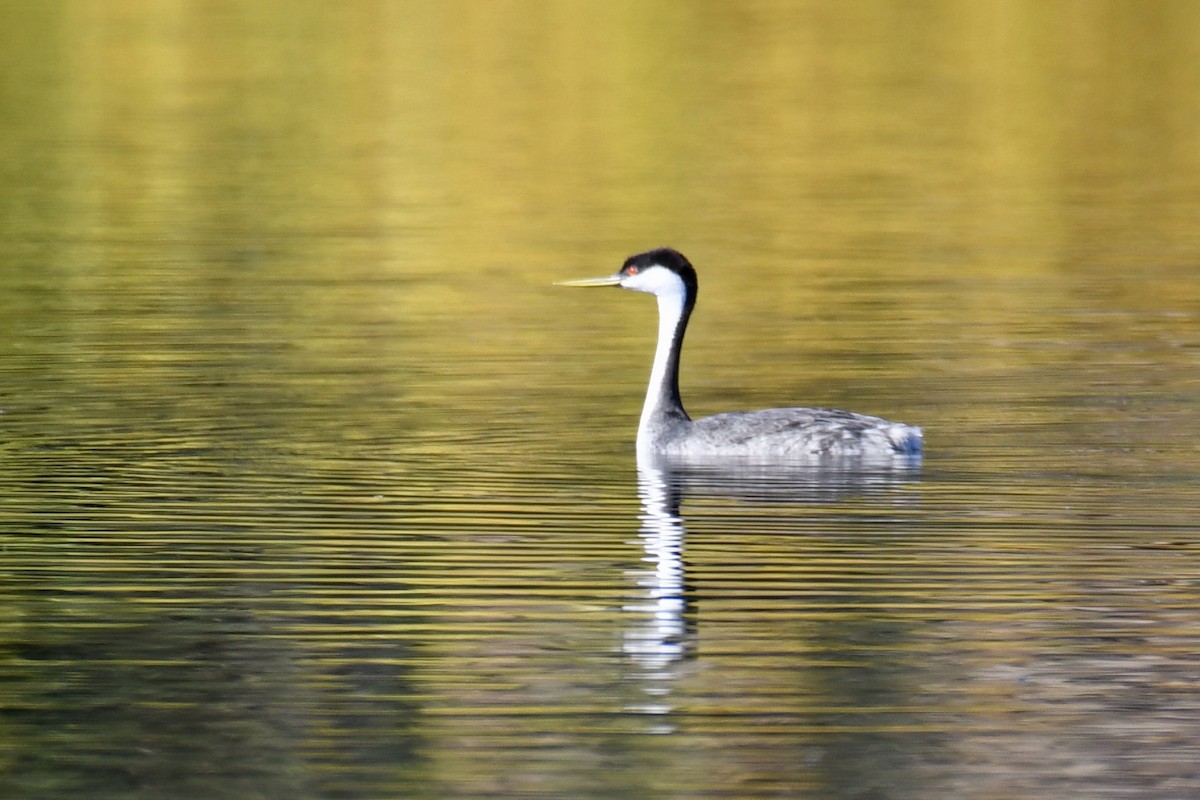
(641, 286, 686, 423)
(621, 267, 690, 454)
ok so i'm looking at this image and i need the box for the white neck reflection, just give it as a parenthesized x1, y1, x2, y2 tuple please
(622, 463, 694, 727)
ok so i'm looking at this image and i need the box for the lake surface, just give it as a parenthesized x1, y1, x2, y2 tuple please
(2, 2, 1199, 798)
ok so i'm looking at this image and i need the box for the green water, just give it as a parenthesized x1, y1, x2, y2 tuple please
(1, 2, 1199, 798)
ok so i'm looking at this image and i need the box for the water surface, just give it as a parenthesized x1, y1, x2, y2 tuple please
(1, 2, 1199, 798)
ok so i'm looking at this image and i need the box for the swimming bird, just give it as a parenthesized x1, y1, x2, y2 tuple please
(558, 248, 923, 461)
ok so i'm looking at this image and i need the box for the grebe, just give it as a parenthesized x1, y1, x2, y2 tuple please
(558, 248, 923, 461)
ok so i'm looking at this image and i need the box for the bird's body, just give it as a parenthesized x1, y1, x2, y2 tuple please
(648, 406, 922, 459)
(559, 248, 923, 462)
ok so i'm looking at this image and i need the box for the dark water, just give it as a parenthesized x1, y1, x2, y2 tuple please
(2, 2, 1200, 798)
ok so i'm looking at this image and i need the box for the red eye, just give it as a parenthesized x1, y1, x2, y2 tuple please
(627, 266, 639, 275)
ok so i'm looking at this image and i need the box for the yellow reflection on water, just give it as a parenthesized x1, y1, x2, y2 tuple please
(6, 0, 1196, 404)
(2, 3, 1200, 798)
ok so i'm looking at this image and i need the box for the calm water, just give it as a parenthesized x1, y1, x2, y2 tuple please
(2, 2, 1200, 798)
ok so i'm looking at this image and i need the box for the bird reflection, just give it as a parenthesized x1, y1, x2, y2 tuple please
(624, 464, 694, 665)
(621, 462, 694, 727)
(621, 453, 921, 728)
(640, 450, 922, 503)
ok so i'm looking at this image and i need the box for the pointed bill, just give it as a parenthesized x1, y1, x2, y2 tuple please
(555, 273, 623, 287)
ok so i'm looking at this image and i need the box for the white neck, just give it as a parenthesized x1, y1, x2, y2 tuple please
(635, 281, 690, 454)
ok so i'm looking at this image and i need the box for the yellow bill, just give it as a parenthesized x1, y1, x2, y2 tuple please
(555, 273, 623, 287)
